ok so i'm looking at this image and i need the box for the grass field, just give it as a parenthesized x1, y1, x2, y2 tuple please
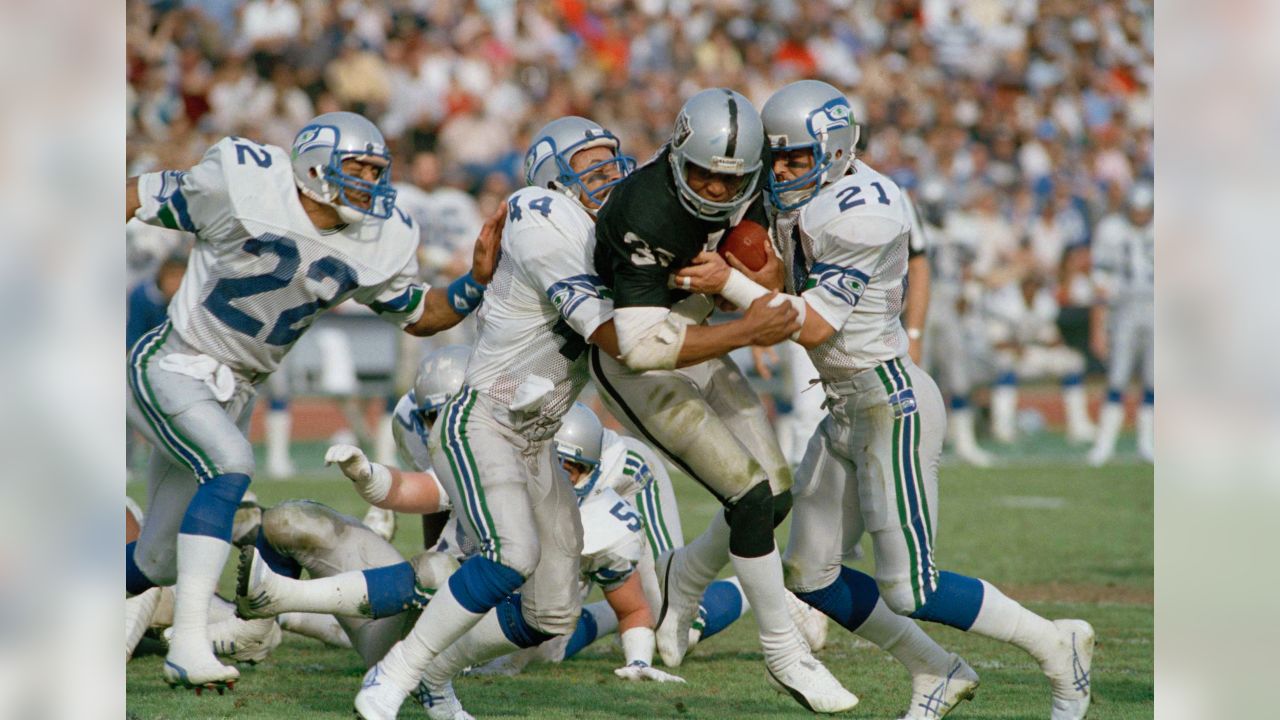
(126, 437, 1153, 719)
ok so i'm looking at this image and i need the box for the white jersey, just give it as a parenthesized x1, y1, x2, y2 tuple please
(575, 431, 662, 591)
(465, 187, 614, 425)
(1091, 213, 1154, 306)
(778, 160, 912, 379)
(134, 136, 426, 376)
(984, 284, 1061, 347)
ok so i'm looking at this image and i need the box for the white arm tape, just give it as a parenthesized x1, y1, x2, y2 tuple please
(620, 626, 656, 666)
(429, 472, 452, 512)
(616, 307, 688, 371)
(355, 462, 393, 505)
(720, 270, 807, 341)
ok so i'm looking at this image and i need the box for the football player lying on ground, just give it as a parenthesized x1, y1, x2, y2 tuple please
(124, 110, 502, 693)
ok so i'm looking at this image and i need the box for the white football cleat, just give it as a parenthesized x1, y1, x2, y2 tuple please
(165, 617, 282, 664)
(954, 442, 995, 468)
(786, 591, 829, 652)
(362, 506, 397, 543)
(765, 654, 859, 713)
(235, 546, 287, 619)
(900, 654, 979, 719)
(413, 680, 476, 720)
(162, 639, 240, 693)
(354, 664, 409, 720)
(654, 549, 703, 667)
(231, 498, 263, 547)
(1046, 619, 1095, 720)
(126, 587, 163, 662)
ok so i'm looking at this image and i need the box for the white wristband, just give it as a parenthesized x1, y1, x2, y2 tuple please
(355, 462, 393, 505)
(619, 626, 656, 666)
(720, 269, 770, 309)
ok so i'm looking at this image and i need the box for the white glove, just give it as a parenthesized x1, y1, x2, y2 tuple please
(614, 660, 685, 683)
(325, 444, 392, 504)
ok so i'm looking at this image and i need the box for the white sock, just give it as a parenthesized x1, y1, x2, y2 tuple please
(967, 580, 1060, 667)
(851, 599, 952, 676)
(379, 580, 484, 693)
(126, 587, 163, 661)
(949, 408, 978, 448)
(730, 549, 807, 672)
(422, 609, 518, 688)
(584, 599, 619, 639)
(266, 410, 293, 471)
(1090, 402, 1124, 460)
(209, 594, 236, 623)
(992, 385, 1018, 440)
(279, 612, 353, 648)
(1137, 403, 1154, 459)
(1063, 386, 1093, 436)
(271, 568, 373, 617)
(673, 509, 731, 598)
(169, 534, 231, 656)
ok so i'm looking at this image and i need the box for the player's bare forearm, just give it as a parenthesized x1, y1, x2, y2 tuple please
(589, 321, 622, 358)
(675, 322, 756, 367)
(904, 256, 930, 362)
(604, 574, 654, 633)
(405, 288, 466, 337)
(376, 468, 447, 514)
(126, 176, 141, 222)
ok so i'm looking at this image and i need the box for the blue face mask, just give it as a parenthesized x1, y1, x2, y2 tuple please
(766, 144, 827, 212)
(323, 148, 398, 220)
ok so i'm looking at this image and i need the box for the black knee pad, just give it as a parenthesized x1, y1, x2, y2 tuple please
(725, 482, 775, 558)
(771, 489, 793, 527)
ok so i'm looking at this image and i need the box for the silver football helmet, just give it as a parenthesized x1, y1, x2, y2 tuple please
(760, 80, 859, 212)
(291, 111, 397, 223)
(412, 344, 471, 427)
(668, 88, 765, 222)
(554, 402, 605, 496)
(524, 116, 635, 215)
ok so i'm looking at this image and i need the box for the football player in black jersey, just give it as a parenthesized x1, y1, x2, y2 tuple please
(588, 88, 858, 713)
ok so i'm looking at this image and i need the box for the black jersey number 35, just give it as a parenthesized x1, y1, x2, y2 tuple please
(622, 232, 675, 268)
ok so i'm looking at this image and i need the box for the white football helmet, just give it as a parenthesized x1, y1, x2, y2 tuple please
(412, 344, 471, 428)
(760, 80, 859, 211)
(291, 111, 397, 223)
(524, 116, 635, 215)
(554, 403, 605, 498)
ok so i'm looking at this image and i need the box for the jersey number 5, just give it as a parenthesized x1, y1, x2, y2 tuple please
(203, 234, 359, 346)
(609, 502, 643, 532)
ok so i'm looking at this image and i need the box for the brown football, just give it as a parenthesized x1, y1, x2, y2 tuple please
(717, 219, 771, 272)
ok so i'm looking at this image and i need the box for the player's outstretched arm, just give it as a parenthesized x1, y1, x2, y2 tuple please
(605, 575, 685, 683)
(405, 204, 506, 337)
(324, 444, 451, 515)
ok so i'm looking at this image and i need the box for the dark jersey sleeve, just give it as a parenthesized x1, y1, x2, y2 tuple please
(594, 156, 709, 309)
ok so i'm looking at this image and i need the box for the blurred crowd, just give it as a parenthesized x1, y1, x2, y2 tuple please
(127, 0, 1154, 451)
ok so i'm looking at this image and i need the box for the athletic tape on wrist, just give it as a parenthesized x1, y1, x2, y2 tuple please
(620, 626, 656, 666)
(446, 272, 486, 315)
(355, 462, 393, 504)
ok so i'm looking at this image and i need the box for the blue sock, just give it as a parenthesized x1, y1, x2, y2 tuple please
(254, 527, 301, 579)
(1107, 387, 1123, 404)
(125, 542, 157, 595)
(1062, 373, 1083, 388)
(179, 473, 250, 540)
(950, 394, 970, 411)
(363, 562, 422, 618)
(794, 566, 879, 632)
(268, 397, 289, 412)
(448, 556, 526, 614)
(496, 593, 556, 649)
(996, 371, 1017, 387)
(698, 580, 746, 641)
(910, 571, 985, 630)
(562, 609, 600, 659)
(1143, 387, 1154, 405)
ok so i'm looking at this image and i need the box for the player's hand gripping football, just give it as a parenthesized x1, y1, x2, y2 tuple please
(614, 660, 686, 683)
(723, 243, 784, 291)
(673, 251, 731, 295)
(742, 292, 801, 346)
(470, 203, 507, 285)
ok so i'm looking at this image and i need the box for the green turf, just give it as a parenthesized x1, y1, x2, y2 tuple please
(127, 447, 1152, 719)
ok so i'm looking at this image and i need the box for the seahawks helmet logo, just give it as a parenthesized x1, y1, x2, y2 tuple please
(293, 125, 339, 158)
(806, 99, 852, 139)
(548, 275, 610, 317)
(673, 112, 693, 148)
